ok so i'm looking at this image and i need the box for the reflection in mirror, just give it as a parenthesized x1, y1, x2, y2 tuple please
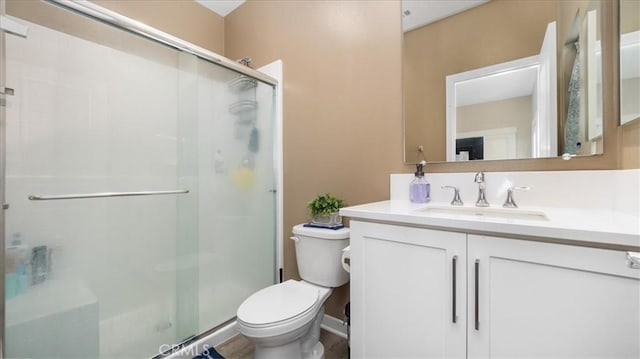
(620, 0, 640, 125)
(446, 33, 557, 161)
(403, 0, 604, 163)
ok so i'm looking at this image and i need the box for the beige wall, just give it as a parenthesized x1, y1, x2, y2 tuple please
(457, 96, 533, 159)
(622, 120, 640, 168)
(225, 0, 404, 318)
(404, 0, 556, 163)
(620, 0, 640, 34)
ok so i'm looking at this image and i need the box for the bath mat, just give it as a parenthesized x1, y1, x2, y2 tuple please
(193, 347, 224, 359)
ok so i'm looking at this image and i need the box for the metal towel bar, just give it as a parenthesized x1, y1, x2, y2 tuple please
(28, 189, 189, 201)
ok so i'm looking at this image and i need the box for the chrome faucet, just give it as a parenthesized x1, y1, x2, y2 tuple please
(442, 185, 463, 206)
(503, 186, 530, 208)
(474, 171, 489, 207)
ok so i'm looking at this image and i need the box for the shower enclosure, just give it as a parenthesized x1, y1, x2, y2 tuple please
(0, 1, 278, 358)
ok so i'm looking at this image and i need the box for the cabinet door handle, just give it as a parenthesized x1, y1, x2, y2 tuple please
(475, 259, 480, 331)
(452, 255, 458, 323)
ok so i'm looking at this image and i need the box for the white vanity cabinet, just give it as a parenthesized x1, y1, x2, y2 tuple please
(350, 220, 467, 359)
(468, 235, 640, 358)
(350, 221, 640, 359)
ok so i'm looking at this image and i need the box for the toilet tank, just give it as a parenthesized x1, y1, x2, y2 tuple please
(291, 224, 350, 287)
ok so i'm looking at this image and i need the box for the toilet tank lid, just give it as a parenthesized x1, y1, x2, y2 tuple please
(293, 224, 350, 240)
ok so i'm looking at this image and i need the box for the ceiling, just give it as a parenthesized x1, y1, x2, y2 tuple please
(402, 0, 489, 32)
(455, 66, 538, 107)
(195, 0, 245, 17)
(196, 0, 489, 29)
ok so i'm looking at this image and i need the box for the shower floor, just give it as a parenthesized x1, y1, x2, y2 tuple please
(216, 329, 348, 359)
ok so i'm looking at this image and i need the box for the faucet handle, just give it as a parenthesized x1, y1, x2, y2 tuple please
(503, 186, 530, 208)
(442, 185, 464, 206)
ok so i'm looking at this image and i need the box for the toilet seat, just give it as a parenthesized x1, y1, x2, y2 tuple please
(237, 280, 328, 338)
(239, 280, 319, 326)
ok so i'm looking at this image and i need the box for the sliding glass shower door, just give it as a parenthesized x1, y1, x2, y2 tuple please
(3, 8, 201, 358)
(1, 1, 276, 358)
(194, 58, 276, 333)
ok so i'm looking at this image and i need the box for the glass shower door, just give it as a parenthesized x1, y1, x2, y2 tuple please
(2, 2, 199, 357)
(2, 1, 278, 358)
(194, 59, 277, 332)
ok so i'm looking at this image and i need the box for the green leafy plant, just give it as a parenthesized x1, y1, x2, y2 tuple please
(307, 193, 347, 218)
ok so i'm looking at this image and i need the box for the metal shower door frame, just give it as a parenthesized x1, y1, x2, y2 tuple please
(1, 0, 8, 355)
(48, 0, 276, 86)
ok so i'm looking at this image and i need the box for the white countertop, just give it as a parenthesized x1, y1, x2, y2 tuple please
(340, 200, 640, 249)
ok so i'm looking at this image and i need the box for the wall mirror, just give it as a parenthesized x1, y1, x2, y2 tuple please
(403, 0, 605, 164)
(619, 0, 640, 125)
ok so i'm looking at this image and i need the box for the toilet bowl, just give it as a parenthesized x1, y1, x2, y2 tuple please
(236, 224, 350, 359)
(237, 280, 331, 359)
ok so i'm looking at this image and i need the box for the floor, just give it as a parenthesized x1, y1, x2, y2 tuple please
(216, 329, 348, 359)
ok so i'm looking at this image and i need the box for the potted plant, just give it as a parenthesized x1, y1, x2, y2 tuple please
(307, 193, 347, 226)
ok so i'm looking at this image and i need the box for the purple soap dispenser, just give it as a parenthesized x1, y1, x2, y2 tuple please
(409, 160, 431, 203)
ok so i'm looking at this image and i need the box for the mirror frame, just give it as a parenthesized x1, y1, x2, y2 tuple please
(403, 0, 623, 171)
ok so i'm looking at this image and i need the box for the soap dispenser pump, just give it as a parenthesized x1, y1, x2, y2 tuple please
(410, 160, 431, 203)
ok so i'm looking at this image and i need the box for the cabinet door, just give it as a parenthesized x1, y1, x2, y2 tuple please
(350, 221, 466, 359)
(468, 235, 640, 358)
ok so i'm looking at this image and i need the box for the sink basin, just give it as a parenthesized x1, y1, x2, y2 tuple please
(416, 205, 548, 221)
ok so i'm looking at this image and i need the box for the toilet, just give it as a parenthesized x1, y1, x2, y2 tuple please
(236, 224, 350, 359)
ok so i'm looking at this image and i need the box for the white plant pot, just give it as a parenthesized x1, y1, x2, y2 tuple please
(311, 212, 342, 226)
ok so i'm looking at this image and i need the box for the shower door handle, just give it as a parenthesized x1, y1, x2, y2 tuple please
(28, 189, 189, 201)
